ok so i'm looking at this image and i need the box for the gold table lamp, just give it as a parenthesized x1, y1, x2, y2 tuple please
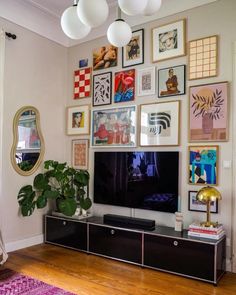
(196, 186, 222, 227)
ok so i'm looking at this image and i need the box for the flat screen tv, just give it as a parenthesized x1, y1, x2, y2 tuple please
(94, 151, 179, 213)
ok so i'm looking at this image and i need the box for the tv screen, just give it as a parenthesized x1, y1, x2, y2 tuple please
(94, 151, 179, 213)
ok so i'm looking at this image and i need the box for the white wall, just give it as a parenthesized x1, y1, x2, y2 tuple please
(67, 0, 236, 270)
(0, 17, 67, 249)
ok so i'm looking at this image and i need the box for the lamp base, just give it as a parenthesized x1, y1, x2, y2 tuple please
(200, 221, 219, 228)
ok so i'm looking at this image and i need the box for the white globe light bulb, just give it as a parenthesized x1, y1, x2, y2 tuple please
(77, 0, 109, 28)
(118, 0, 148, 16)
(107, 20, 132, 47)
(143, 0, 162, 16)
(61, 6, 91, 40)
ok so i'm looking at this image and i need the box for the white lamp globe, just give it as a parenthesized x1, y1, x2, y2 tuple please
(107, 20, 132, 47)
(118, 0, 148, 16)
(143, 0, 162, 16)
(77, 0, 109, 28)
(61, 6, 91, 39)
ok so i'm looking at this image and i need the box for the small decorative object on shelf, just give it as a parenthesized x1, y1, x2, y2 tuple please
(175, 212, 183, 231)
(188, 222, 225, 240)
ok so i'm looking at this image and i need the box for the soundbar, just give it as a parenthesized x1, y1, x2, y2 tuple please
(103, 214, 155, 231)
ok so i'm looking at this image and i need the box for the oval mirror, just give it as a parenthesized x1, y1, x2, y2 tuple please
(11, 106, 45, 176)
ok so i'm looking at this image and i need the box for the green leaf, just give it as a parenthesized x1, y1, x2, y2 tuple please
(64, 187, 75, 198)
(33, 174, 48, 190)
(21, 201, 36, 216)
(57, 198, 77, 216)
(36, 195, 47, 208)
(80, 197, 92, 210)
(43, 190, 60, 199)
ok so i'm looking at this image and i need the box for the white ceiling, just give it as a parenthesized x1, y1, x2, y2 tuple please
(0, 0, 218, 47)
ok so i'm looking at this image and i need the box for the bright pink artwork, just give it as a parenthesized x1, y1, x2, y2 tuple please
(114, 69, 135, 103)
(189, 82, 228, 142)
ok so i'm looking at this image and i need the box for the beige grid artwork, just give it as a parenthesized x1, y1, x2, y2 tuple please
(189, 35, 218, 80)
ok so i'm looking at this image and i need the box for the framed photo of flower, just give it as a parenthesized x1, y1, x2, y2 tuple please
(189, 82, 228, 142)
(114, 69, 135, 103)
(91, 105, 137, 147)
(67, 105, 90, 135)
(122, 29, 144, 68)
(152, 19, 186, 62)
(72, 139, 89, 170)
(140, 101, 180, 146)
(158, 65, 186, 98)
(188, 191, 218, 213)
(93, 72, 112, 107)
(137, 66, 156, 96)
(188, 145, 218, 185)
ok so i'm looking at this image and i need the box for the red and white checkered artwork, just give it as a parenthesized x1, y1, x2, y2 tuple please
(74, 67, 91, 99)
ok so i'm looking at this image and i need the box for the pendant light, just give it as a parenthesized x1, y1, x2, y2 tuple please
(143, 0, 162, 16)
(118, 0, 148, 16)
(77, 0, 109, 28)
(61, 1, 91, 40)
(107, 7, 132, 48)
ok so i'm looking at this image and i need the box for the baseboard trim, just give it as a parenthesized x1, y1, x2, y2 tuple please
(5, 234, 44, 253)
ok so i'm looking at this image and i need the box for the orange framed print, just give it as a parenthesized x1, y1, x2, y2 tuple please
(67, 105, 90, 135)
(72, 139, 89, 170)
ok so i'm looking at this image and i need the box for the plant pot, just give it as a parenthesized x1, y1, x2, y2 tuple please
(202, 113, 213, 134)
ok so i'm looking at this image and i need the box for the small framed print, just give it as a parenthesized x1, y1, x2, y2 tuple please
(188, 191, 218, 213)
(67, 105, 90, 135)
(93, 45, 118, 71)
(79, 58, 88, 68)
(74, 67, 91, 99)
(91, 105, 137, 147)
(140, 101, 180, 146)
(189, 82, 228, 142)
(189, 145, 218, 185)
(152, 19, 186, 62)
(114, 69, 135, 103)
(137, 67, 156, 96)
(158, 65, 186, 98)
(122, 29, 144, 68)
(189, 35, 218, 80)
(72, 139, 89, 170)
(93, 72, 112, 107)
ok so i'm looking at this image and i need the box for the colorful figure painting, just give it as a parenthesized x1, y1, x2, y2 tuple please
(93, 45, 118, 71)
(189, 146, 218, 185)
(114, 69, 135, 103)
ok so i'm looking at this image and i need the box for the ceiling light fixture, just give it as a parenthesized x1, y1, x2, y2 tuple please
(118, 0, 148, 16)
(143, 0, 162, 16)
(61, 1, 91, 40)
(107, 7, 132, 48)
(77, 0, 109, 28)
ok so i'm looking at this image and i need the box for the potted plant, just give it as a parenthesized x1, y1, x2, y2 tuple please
(17, 160, 91, 217)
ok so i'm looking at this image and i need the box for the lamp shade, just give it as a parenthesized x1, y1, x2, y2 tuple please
(196, 186, 222, 202)
(118, 0, 148, 16)
(143, 0, 162, 16)
(107, 19, 132, 47)
(61, 6, 91, 40)
(77, 0, 109, 28)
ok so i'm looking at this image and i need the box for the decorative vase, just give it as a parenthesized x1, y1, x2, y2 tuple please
(202, 113, 213, 134)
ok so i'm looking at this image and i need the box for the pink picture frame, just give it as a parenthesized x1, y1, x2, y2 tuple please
(72, 139, 89, 170)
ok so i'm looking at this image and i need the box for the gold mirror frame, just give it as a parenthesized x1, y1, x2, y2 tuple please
(10, 106, 45, 176)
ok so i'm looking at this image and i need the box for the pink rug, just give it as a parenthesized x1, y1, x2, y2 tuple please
(0, 268, 76, 295)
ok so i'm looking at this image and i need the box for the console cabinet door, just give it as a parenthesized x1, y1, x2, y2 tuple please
(45, 216, 87, 251)
(89, 224, 142, 264)
(144, 234, 215, 281)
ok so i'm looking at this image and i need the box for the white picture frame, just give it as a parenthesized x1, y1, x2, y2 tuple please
(137, 66, 156, 97)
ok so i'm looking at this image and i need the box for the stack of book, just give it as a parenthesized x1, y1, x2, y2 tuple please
(188, 222, 225, 240)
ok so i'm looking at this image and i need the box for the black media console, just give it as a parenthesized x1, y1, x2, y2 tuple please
(45, 215, 226, 285)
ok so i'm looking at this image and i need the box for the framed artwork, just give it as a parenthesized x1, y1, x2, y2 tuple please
(93, 72, 112, 107)
(67, 105, 90, 135)
(93, 45, 118, 71)
(72, 139, 89, 170)
(91, 105, 137, 147)
(140, 101, 180, 146)
(189, 82, 228, 142)
(188, 145, 218, 185)
(122, 29, 144, 68)
(189, 35, 218, 80)
(158, 65, 186, 98)
(79, 58, 88, 68)
(74, 67, 91, 99)
(137, 67, 156, 96)
(188, 191, 218, 213)
(152, 19, 186, 62)
(114, 69, 135, 103)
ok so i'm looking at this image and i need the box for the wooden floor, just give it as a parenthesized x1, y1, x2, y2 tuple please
(3, 243, 236, 295)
